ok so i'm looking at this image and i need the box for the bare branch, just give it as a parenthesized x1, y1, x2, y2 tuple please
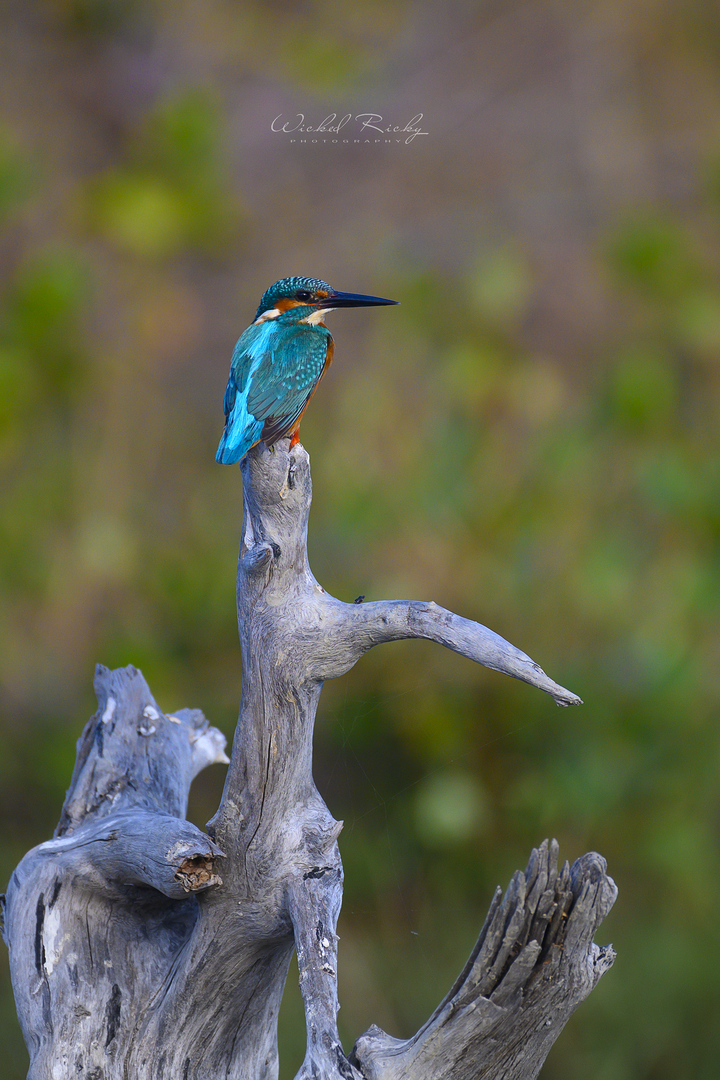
(351, 841, 617, 1080)
(2, 441, 611, 1080)
(57, 665, 227, 836)
(32, 811, 225, 899)
(306, 599, 583, 707)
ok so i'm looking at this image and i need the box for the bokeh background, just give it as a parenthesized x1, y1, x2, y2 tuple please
(2, 1, 720, 1077)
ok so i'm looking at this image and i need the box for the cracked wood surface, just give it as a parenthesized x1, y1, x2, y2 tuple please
(351, 841, 617, 1080)
(1, 440, 613, 1080)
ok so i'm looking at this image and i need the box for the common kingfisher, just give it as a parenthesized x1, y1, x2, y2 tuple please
(215, 275, 398, 464)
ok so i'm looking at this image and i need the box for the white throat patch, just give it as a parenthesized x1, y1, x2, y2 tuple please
(303, 308, 334, 324)
(254, 308, 281, 324)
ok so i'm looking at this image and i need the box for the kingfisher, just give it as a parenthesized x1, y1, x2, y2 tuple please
(215, 275, 398, 464)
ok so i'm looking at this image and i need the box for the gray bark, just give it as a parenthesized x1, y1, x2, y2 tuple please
(1, 440, 615, 1080)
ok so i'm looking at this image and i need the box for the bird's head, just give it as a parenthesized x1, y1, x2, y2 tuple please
(254, 276, 398, 324)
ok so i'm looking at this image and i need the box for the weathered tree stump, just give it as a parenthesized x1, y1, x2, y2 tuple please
(1, 440, 616, 1079)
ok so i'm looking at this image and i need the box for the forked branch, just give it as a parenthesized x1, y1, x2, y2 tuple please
(1, 441, 613, 1080)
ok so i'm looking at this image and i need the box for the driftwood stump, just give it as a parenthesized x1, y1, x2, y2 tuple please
(1, 440, 616, 1079)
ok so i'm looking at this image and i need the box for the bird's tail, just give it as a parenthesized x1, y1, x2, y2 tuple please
(215, 429, 239, 464)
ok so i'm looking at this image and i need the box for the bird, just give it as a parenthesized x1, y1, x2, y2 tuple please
(215, 275, 398, 464)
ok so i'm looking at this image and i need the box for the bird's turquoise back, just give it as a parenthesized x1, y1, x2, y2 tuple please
(215, 318, 332, 464)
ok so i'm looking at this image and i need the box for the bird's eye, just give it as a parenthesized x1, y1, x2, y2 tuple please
(295, 290, 312, 302)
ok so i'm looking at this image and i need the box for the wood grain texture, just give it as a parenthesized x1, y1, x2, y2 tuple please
(1, 439, 614, 1080)
(351, 841, 617, 1080)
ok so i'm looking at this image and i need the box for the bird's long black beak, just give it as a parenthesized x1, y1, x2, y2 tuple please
(317, 290, 399, 309)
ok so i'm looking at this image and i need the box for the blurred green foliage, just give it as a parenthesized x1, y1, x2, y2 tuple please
(2, 3, 720, 1079)
(88, 92, 242, 257)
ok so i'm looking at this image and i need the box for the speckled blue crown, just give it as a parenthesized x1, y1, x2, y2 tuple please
(255, 276, 332, 318)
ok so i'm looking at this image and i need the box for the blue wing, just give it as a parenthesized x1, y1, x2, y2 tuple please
(216, 320, 331, 464)
(215, 324, 267, 464)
